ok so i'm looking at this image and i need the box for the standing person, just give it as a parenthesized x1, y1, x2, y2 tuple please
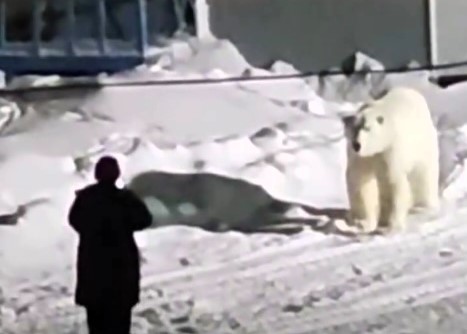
(68, 156, 152, 334)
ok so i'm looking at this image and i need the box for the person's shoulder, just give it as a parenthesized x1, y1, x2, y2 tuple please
(118, 188, 139, 200)
(74, 183, 100, 198)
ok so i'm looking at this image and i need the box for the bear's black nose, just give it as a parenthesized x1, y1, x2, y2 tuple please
(352, 142, 361, 152)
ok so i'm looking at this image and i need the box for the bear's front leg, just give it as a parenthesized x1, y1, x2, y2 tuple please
(387, 175, 411, 233)
(347, 172, 380, 234)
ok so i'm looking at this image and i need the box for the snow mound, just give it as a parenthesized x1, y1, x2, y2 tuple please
(154, 38, 252, 77)
(341, 51, 386, 73)
(69, 115, 347, 233)
(269, 60, 301, 75)
(0, 98, 22, 135)
(67, 105, 467, 236)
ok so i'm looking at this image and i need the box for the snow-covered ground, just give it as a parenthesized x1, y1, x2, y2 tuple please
(2, 39, 467, 333)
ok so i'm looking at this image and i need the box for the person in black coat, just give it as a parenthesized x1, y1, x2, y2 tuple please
(68, 156, 152, 334)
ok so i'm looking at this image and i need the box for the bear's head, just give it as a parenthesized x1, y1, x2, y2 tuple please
(343, 103, 392, 157)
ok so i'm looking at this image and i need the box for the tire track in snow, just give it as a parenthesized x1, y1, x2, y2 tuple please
(11, 207, 467, 334)
(267, 261, 467, 333)
(139, 207, 466, 296)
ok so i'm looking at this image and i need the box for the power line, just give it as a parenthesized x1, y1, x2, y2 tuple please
(2, 57, 467, 94)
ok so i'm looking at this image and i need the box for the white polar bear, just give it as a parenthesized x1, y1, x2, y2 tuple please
(343, 87, 440, 234)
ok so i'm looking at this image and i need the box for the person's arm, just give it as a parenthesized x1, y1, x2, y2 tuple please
(124, 190, 153, 232)
(68, 191, 85, 233)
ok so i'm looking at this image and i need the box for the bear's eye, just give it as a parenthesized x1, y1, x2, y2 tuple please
(376, 116, 384, 124)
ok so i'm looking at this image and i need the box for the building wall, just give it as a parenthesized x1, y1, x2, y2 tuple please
(8, 0, 467, 76)
(208, 0, 430, 72)
(434, 0, 467, 65)
(431, 0, 467, 77)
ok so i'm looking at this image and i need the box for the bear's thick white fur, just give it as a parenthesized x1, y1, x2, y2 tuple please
(344, 87, 439, 234)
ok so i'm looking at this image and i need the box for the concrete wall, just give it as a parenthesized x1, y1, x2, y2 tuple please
(433, 0, 467, 65)
(431, 0, 467, 77)
(208, 0, 430, 72)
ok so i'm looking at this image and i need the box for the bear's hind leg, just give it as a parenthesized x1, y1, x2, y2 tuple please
(411, 160, 440, 212)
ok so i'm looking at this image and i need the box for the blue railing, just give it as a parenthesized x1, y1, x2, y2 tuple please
(0, 0, 149, 75)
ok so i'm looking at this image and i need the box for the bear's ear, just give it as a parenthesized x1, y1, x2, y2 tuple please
(357, 102, 370, 112)
(376, 116, 384, 124)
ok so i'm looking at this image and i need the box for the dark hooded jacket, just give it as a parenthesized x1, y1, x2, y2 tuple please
(68, 182, 152, 308)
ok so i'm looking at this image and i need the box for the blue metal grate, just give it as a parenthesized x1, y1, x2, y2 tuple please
(0, 0, 148, 75)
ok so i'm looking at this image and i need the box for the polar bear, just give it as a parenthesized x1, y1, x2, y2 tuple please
(343, 87, 439, 234)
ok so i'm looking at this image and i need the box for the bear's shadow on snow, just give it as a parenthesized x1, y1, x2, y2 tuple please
(128, 171, 347, 235)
